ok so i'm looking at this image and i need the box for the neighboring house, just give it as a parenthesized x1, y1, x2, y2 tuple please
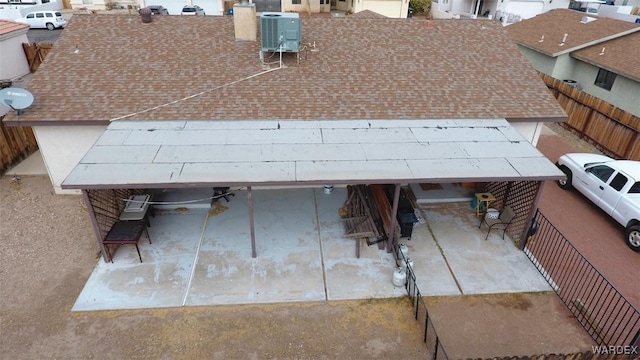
(598, 4, 640, 23)
(2, 12, 566, 195)
(0, 0, 64, 22)
(68, 0, 410, 18)
(507, 9, 640, 117)
(0, 20, 29, 83)
(431, 0, 571, 21)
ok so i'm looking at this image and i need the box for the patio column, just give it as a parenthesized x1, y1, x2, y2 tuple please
(387, 183, 401, 253)
(83, 190, 109, 262)
(247, 186, 257, 258)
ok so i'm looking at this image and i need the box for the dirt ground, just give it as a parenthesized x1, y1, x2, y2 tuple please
(1, 178, 595, 359)
(1, 175, 431, 359)
(0, 124, 605, 359)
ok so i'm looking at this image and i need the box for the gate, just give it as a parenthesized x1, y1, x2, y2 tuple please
(524, 209, 640, 347)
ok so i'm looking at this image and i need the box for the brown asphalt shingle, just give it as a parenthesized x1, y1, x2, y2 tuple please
(506, 8, 640, 57)
(5, 14, 566, 125)
(572, 31, 640, 81)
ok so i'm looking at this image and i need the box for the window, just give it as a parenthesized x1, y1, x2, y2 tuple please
(36, 13, 44, 18)
(609, 173, 628, 191)
(26, 13, 34, 18)
(587, 165, 615, 183)
(629, 182, 640, 194)
(292, 0, 301, 4)
(594, 68, 616, 91)
(46, 12, 53, 17)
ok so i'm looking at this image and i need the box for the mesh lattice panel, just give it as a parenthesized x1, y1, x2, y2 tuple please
(86, 189, 145, 240)
(484, 181, 541, 247)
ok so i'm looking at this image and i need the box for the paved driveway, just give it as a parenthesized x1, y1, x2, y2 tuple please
(536, 124, 640, 308)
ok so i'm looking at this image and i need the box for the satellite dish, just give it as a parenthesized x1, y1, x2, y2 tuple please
(0, 87, 34, 116)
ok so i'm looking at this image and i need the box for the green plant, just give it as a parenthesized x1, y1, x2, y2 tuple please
(409, 0, 431, 14)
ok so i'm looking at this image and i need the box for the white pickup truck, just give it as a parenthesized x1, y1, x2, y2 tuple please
(556, 153, 640, 252)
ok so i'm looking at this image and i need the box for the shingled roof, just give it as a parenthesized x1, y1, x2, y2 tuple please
(572, 31, 640, 82)
(506, 9, 640, 57)
(4, 14, 566, 126)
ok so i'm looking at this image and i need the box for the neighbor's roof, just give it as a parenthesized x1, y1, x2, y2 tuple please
(61, 119, 564, 189)
(572, 31, 640, 82)
(0, 19, 29, 36)
(349, 9, 388, 19)
(4, 14, 566, 126)
(506, 9, 640, 57)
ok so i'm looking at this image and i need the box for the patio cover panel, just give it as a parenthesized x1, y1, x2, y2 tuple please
(61, 119, 565, 189)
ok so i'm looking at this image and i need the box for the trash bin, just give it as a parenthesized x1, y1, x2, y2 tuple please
(407, 7, 414, 18)
(398, 212, 418, 238)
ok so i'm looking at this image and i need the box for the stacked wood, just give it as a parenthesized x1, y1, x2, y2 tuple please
(369, 184, 400, 241)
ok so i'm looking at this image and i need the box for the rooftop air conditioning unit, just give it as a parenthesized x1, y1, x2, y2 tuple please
(260, 12, 301, 53)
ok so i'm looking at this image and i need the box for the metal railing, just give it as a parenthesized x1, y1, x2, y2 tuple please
(397, 249, 450, 359)
(524, 209, 640, 347)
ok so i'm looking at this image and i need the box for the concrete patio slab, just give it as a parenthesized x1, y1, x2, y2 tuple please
(72, 187, 551, 312)
(186, 189, 326, 305)
(421, 202, 551, 295)
(72, 213, 207, 310)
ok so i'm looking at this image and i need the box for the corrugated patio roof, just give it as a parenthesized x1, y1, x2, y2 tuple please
(61, 118, 564, 189)
(506, 9, 640, 57)
(5, 14, 566, 126)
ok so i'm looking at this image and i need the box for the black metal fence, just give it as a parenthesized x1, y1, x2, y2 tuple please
(397, 249, 450, 359)
(524, 209, 640, 347)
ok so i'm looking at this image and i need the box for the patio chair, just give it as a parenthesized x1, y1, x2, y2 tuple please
(479, 205, 516, 240)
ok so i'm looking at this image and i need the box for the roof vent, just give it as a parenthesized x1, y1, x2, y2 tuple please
(260, 12, 301, 53)
(580, 16, 597, 23)
(139, 6, 152, 23)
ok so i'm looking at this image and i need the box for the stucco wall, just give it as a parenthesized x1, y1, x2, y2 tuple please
(568, 60, 640, 116)
(516, 45, 556, 76)
(359, 0, 407, 18)
(0, 29, 30, 80)
(549, 53, 575, 80)
(69, 0, 108, 10)
(281, 0, 321, 13)
(33, 125, 106, 194)
(511, 121, 543, 146)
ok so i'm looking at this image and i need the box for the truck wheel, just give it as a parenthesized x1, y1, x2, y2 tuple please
(46, 22, 55, 30)
(557, 166, 573, 190)
(626, 225, 640, 252)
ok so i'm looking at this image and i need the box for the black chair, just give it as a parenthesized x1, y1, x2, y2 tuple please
(479, 205, 516, 240)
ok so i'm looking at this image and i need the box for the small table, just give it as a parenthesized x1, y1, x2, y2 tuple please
(103, 220, 152, 263)
(474, 192, 496, 216)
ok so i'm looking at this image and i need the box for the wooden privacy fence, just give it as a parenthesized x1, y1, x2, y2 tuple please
(22, 43, 54, 73)
(539, 73, 640, 161)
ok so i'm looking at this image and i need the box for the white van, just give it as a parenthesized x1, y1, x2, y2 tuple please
(15, 11, 67, 30)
